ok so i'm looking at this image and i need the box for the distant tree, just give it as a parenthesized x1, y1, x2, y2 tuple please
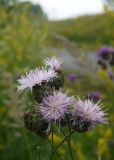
(0, 0, 18, 6)
(0, 1, 46, 20)
(17, 2, 47, 20)
(103, 0, 114, 10)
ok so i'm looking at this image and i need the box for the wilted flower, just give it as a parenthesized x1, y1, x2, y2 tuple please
(68, 74, 78, 82)
(70, 99, 108, 133)
(40, 91, 74, 121)
(17, 68, 57, 91)
(44, 57, 63, 70)
(88, 91, 101, 102)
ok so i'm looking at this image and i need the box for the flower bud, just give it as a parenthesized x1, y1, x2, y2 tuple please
(69, 116, 91, 133)
(110, 54, 114, 65)
(56, 113, 71, 126)
(49, 70, 64, 90)
(32, 83, 52, 103)
(24, 109, 50, 137)
(97, 59, 107, 70)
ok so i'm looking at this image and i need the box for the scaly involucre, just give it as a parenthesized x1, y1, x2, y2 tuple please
(40, 91, 74, 121)
(72, 99, 108, 125)
(17, 68, 57, 91)
(44, 57, 63, 70)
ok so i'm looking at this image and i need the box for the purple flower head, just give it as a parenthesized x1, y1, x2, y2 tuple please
(98, 47, 114, 60)
(88, 91, 101, 101)
(17, 68, 57, 91)
(68, 74, 78, 82)
(108, 72, 114, 81)
(44, 57, 63, 71)
(72, 99, 108, 125)
(40, 91, 74, 121)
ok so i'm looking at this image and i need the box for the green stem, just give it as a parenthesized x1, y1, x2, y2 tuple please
(51, 122, 54, 147)
(61, 128, 74, 160)
(98, 155, 101, 160)
(50, 135, 69, 160)
(60, 128, 66, 137)
(50, 119, 75, 160)
(68, 124, 74, 160)
(22, 129, 33, 160)
(67, 137, 74, 160)
(47, 139, 63, 160)
(38, 137, 42, 160)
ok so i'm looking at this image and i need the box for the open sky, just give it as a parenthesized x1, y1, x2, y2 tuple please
(20, 0, 104, 20)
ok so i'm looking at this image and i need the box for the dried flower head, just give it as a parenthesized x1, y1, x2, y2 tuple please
(17, 68, 57, 91)
(70, 99, 108, 132)
(40, 91, 74, 121)
(44, 57, 63, 70)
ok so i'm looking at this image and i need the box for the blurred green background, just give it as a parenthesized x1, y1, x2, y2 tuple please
(0, 0, 114, 160)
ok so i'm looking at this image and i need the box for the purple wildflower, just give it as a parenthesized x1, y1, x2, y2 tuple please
(88, 91, 101, 101)
(98, 47, 114, 60)
(44, 57, 63, 70)
(68, 74, 78, 82)
(72, 99, 108, 125)
(108, 72, 114, 81)
(17, 68, 57, 91)
(40, 91, 74, 121)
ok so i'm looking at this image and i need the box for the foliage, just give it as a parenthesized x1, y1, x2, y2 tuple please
(0, 2, 114, 160)
(47, 12, 114, 49)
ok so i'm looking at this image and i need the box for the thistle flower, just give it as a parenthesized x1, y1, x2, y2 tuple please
(17, 68, 57, 91)
(44, 57, 63, 70)
(68, 74, 78, 82)
(98, 47, 114, 60)
(44, 57, 64, 89)
(108, 72, 114, 80)
(39, 91, 74, 121)
(88, 91, 101, 102)
(70, 99, 108, 133)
